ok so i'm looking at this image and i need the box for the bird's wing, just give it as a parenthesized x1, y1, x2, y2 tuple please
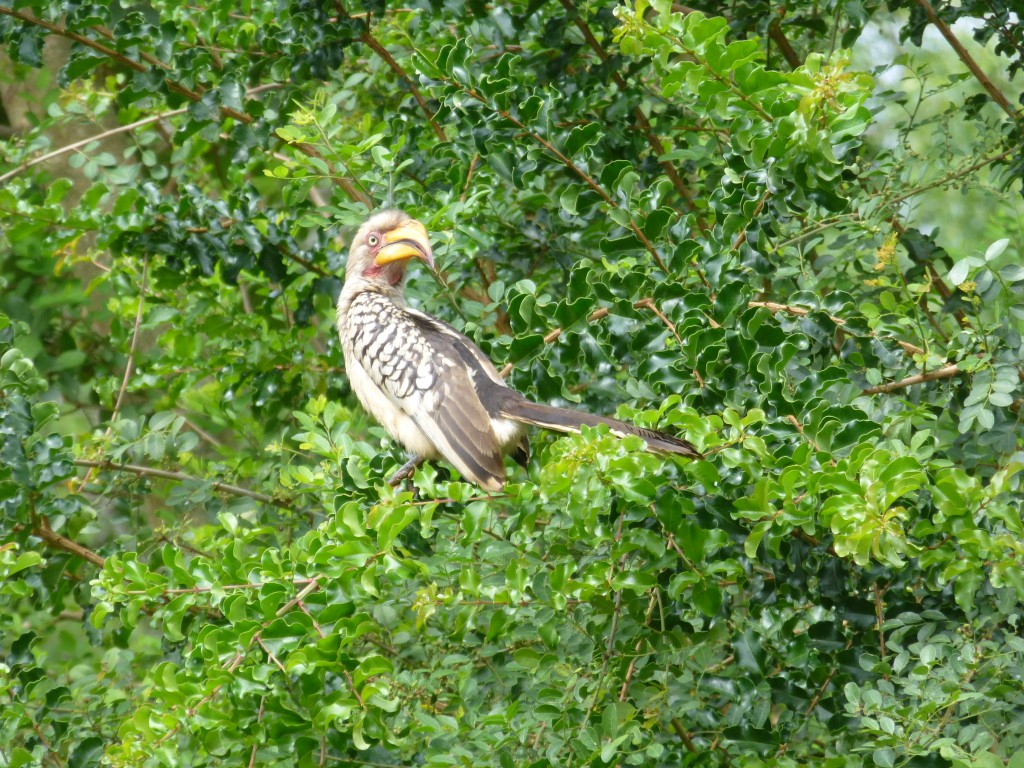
(346, 293, 507, 489)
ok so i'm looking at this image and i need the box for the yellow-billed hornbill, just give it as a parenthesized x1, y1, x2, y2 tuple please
(336, 209, 702, 491)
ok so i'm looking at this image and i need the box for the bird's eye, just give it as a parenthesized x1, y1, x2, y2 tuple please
(367, 234, 380, 247)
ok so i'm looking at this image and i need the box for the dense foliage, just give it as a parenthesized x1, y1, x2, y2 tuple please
(2, 1, 1023, 766)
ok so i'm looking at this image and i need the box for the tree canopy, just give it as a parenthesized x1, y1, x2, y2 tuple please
(1, 1, 1023, 766)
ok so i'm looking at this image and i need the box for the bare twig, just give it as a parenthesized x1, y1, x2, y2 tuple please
(441, 76, 668, 271)
(786, 414, 823, 454)
(247, 698, 266, 768)
(887, 143, 1020, 209)
(747, 300, 925, 355)
(74, 458, 287, 508)
(0, 109, 186, 185)
(359, 30, 446, 142)
(862, 363, 961, 394)
(767, 18, 801, 69)
(731, 190, 771, 251)
(0, 6, 250, 123)
(155, 579, 322, 746)
(32, 516, 105, 568)
(910, 0, 1019, 120)
(558, 0, 699, 218)
(74, 258, 149, 493)
(497, 307, 610, 378)
(633, 297, 683, 345)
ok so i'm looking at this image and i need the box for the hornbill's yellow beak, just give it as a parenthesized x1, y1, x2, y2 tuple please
(374, 219, 434, 268)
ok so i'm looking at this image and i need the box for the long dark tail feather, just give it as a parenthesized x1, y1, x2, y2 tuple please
(500, 399, 703, 459)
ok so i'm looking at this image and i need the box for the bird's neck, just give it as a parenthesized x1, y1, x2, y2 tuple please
(338, 278, 406, 319)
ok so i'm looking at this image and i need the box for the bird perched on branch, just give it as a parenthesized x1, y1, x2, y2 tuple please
(336, 209, 702, 491)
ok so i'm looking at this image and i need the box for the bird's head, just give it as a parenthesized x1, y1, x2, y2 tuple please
(344, 209, 434, 290)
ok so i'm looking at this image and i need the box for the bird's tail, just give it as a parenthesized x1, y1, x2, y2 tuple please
(499, 399, 703, 459)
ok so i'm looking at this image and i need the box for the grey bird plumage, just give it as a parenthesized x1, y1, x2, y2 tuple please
(336, 209, 702, 491)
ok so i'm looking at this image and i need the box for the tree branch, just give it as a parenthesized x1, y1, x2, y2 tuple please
(32, 517, 106, 568)
(0, 5, 251, 124)
(747, 300, 925, 356)
(359, 30, 447, 143)
(557, 0, 699, 218)
(861, 363, 961, 394)
(911, 0, 1019, 121)
(0, 108, 183, 185)
(74, 459, 288, 508)
(768, 17, 802, 69)
(497, 307, 610, 378)
(441, 76, 668, 272)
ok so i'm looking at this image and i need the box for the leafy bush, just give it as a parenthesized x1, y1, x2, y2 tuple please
(1, 1, 1023, 766)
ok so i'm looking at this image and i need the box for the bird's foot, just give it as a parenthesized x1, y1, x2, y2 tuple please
(388, 455, 425, 488)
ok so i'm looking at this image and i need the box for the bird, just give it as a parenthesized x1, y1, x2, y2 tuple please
(335, 209, 702, 492)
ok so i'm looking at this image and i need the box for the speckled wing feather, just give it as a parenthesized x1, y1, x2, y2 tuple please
(345, 292, 507, 489)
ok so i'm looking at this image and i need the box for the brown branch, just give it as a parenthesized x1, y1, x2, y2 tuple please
(125, 578, 318, 597)
(32, 517, 106, 568)
(461, 154, 479, 201)
(558, 0, 699, 218)
(0, 6, 251, 124)
(268, 150, 370, 209)
(804, 667, 837, 717)
(747, 300, 925, 356)
(862, 363, 961, 394)
(497, 307, 610, 378)
(247, 698, 266, 768)
(671, 717, 698, 753)
(632, 297, 683, 345)
(74, 458, 288, 508)
(873, 582, 889, 660)
(767, 18, 801, 69)
(786, 414, 823, 454)
(731, 190, 771, 250)
(359, 30, 447, 143)
(74, 257, 149, 493)
(618, 593, 658, 702)
(0, 6, 145, 71)
(255, 635, 288, 675)
(282, 247, 331, 278)
(156, 578, 321, 747)
(497, 295, 705, 378)
(911, 0, 1019, 120)
(442, 77, 668, 272)
(0, 109, 186, 185)
(887, 143, 1020, 208)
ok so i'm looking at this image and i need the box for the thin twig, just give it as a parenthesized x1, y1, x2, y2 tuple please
(497, 307, 610, 378)
(247, 698, 266, 768)
(911, 0, 1019, 120)
(633, 297, 683, 345)
(358, 29, 446, 142)
(256, 636, 288, 675)
(887, 143, 1020, 208)
(156, 579, 322, 746)
(461, 154, 479, 201)
(74, 458, 287, 508)
(786, 414, 823, 454)
(0, 6, 250, 123)
(558, 0, 699, 217)
(862, 363, 961, 394)
(441, 76, 668, 271)
(32, 516, 106, 567)
(748, 300, 925, 355)
(0, 109, 186, 185)
(731, 190, 771, 250)
(74, 257, 149, 493)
